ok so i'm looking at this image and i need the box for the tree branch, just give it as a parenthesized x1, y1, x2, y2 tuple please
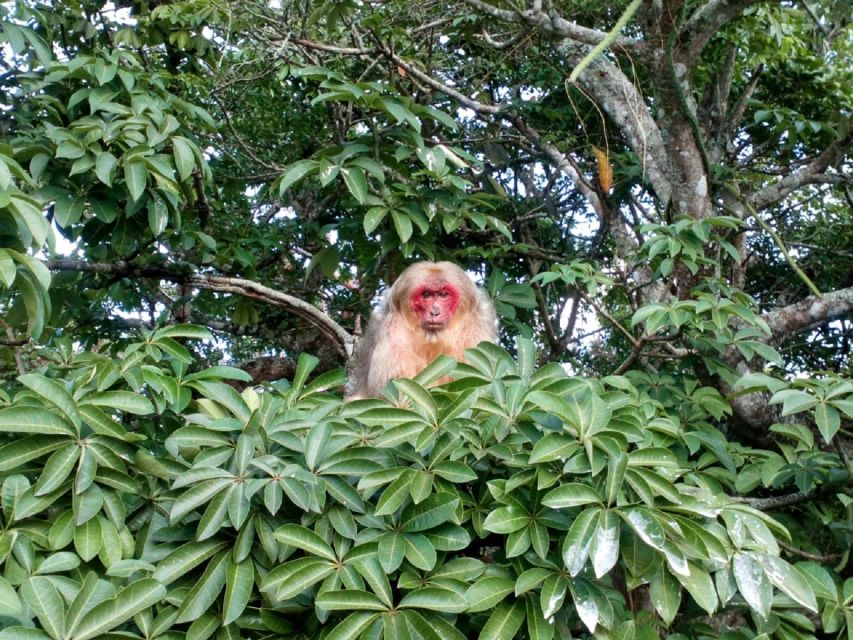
(763, 286, 853, 342)
(719, 285, 853, 431)
(680, 0, 769, 65)
(553, 39, 673, 208)
(747, 136, 851, 212)
(510, 118, 606, 218)
(461, 0, 646, 53)
(44, 259, 355, 356)
(732, 476, 851, 510)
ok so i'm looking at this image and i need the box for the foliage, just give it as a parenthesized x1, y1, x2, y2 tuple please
(0, 0, 851, 638)
(0, 334, 849, 640)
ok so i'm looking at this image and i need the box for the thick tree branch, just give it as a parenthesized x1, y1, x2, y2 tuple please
(747, 137, 851, 211)
(460, 0, 646, 53)
(681, 0, 769, 65)
(763, 286, 853, 342)
(720, 286, 853, 431)
(45, 259, 355, 356)
(554, 40, 673, 208)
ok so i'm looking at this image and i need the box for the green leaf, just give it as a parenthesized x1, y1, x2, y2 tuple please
(394, 379, 438, 423)
(73, 578, 167, 640)
(274, 524, 337, 561)
(81, 391, 154, 415)
(222, 558, 254, 624)
(572, 580, 608, 633)
(525, 594, 555, 640)
(0, 406, 75, 436)
(186, 613, 221, 640)
(15, 269, 48, 338)
(431, 460, 477, 483)
(154, 335, 191, 362)
(0, 249, 15, 287)
(36, 551, 80, 574)
(20, 577, 65, 640)
(171, 136, 196, 181)
(814, 403, 840, 443)
(478, 600, 525, 640)
(733, 552, 772, 618)
(515, 568, 550, 596)
(589, 510, 619, 578)
(324, 612, 380, 640)
(404, 533, 437, 571)
(562, 506, 600, 576)
(275, 560, 335, 600)
(539, 574, 568, 618)
(0, 629, 53, 640)
(196, 485, 233, 540)
(63, 572, 104, 637)
(0, 576, 21, 615)
(649, 569, 681, 625)
(621, 507, 666, 549)
(315, 589, 387, 611)
(400, 493, 459, 532)
(53, 192, 86, 226)
(375, 469, 414, 516)
(483, 506, 529, 534)
(363, 206, 388, 234)
(154, 324, 214, 340)
(124, 160, 147, 201)
(380, 98, 420, 131)
(95, 151, 118, 186)
(529, 433, 579, 464)
(675, 562, 717, 614)
(352, 557, 393, 608)
(427, 523, 470, 551)
(34, 444, 80, 496)
(378, 532, 406, 573)
(278, 159, 320, 195)
(74, 518, 102, 561)
(10, 194, 50, 247)
(399, 587, 467, 613)
(769, 389, 817, 416)
(465, 576, 514, 613)
(391, 209, 414, 243)
(153, 540, 228, 585)
(170, 478, 232, 524)
(341, 166, 368, 204)
(757, 553, 817, 612)
(0, 436, 67, 472)
(541, 483, 601, 509)
(175, 551, 228, 623)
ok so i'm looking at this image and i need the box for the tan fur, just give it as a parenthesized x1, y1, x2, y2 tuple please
(346, 262, 498, 399)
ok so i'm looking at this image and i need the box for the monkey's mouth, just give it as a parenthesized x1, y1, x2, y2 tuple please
(422, 321, 447, 332)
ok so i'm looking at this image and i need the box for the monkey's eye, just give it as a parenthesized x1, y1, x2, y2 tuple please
(438, 290, 449, 298)
(421, 291, 432, 299)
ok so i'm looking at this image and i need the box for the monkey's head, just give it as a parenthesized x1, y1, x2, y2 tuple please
(391, 262, 475, 336)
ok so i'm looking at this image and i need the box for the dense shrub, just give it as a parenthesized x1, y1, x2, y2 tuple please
(0, 328, 847, 640)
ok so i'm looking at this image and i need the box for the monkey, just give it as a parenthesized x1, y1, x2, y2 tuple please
(345, 261, 498, 400)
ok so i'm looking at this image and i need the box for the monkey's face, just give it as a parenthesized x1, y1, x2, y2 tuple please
(410, 281, 460, 333)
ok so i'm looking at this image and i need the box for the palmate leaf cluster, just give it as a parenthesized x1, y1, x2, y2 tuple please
(0, 331, 848, 640)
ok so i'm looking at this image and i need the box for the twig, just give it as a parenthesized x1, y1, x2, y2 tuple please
(0, 318, 27, 375)
(778, 540, 839, 563)
(44, 258, 355, 356)
(747, 205, 822, 298)
(577, 290, 638, 347)
(732, 478, 851, 510)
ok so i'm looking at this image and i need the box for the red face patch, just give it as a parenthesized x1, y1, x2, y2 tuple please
(410, 283, 460, 331)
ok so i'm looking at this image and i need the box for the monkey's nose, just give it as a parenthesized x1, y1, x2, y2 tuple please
(430, 305, 441, 317)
